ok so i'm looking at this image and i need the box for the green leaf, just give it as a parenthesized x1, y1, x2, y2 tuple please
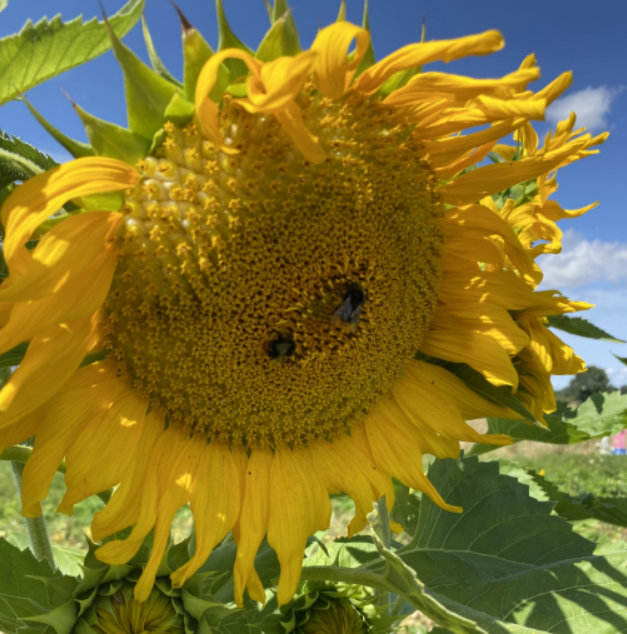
(390, 480, 421, 537)
(529, 470, 627, 527)
(0, 132, 58, 188)
(547, 315, 625, 343)
(471, 391, 627, 454)
(0, 342, 27, 368)
(395, 456, 627, 633)
(0, 0, 145, 107)
(0, 1, 8, 14)
(0, 538, 77, 634)
(104, 16, 180, 140)
(21, 98, 93, 159)
(614, 354, 627, 367)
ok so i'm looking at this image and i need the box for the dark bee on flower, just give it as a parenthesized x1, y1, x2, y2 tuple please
(265, 332, 296, 359)
(333, 282, 365, 325)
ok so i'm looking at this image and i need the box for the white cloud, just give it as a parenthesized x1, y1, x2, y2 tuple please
(546, 85, 623, 132)
(539, 233, 627, 288)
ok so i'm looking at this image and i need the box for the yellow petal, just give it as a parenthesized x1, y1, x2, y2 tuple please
(421, 326, 519, 388)
(354, 30, 504, 95)
(1, 158, 137, 278)
(0, 314, 99, 429)
(19, 362, 117, 516)
(233, 448, 272, 607)
(59, 386, 147, 513)
(275, 102, 326, 164)
(170, 441, 244, 587)
(91, 407, 164, 540)
(312, 22, 370, 98)
(116, 430, 203, 601)
(364, 412, 461, 513)
(267, 445, 331, 605)
(0, 241, 118, 353)
(310, 430, 394, 537)
(0, 211, 121, 302)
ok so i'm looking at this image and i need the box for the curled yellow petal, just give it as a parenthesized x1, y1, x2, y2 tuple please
(1, 158, 137, 279)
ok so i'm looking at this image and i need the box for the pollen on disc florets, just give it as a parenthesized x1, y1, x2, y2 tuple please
(102, 90, 442, 449)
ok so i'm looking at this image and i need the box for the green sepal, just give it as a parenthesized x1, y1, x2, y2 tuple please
(104, 16, 181, 140)
(75, 192, 124, 212)
(336, 0, 347, 21)
(141, 15, 182, 88)
(73, 102, 149, 164)
(355, 0, 375, 76)
(22, 98, 94, 158)
(377, 17, 425, 95)
(269, 0, 300, 54)
(164, 92, 196, 127)
(256, 17, 288, 62)
(216, 0, 254, 79)
(182, 25, 215, 101)
(547, 314, 625, 343)
(379, 68, 420, 97)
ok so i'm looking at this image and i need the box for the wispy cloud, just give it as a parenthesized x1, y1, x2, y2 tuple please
(546, 85, 623, 132)
(539, 231, 627, 288)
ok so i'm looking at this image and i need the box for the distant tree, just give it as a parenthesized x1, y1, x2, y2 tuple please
(556, 366, 615, 403)
(621, 385, 627, 395)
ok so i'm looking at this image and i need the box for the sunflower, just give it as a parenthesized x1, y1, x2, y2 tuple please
(0, 5, 605, 607)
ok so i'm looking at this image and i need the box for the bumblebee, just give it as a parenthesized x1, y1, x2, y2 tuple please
(264, 332, 296, 359)
(333, 282, 365, 325)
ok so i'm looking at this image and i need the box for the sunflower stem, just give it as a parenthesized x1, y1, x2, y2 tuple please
(10, 460, 56, 569)
(375, 495, 391, 548)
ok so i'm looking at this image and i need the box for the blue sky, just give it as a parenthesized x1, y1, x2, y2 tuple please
(1, 0, 626, 389)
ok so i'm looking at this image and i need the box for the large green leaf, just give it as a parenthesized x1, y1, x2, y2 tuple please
(470, 391, 627, 455)
(0, 0, 145, 106)
(0, 538, 77, 634)
(396, 457, 627, 633)
(530, 471, 627, 528)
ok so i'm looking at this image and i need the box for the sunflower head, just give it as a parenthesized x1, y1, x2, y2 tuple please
(0, 0, 606, 610)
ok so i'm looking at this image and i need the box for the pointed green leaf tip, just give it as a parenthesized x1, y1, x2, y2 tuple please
(356, 0, 375, 75)
(263, 0, 300, 56)
(22, 97, 93, 159)
(0, 0, 145, 106)
(141, 14, 182, 87)
(72, 102, 150, 164)
(215, 0, 254, 79)
(103, 12, 180, 141)
(547, 314, 625, 343)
